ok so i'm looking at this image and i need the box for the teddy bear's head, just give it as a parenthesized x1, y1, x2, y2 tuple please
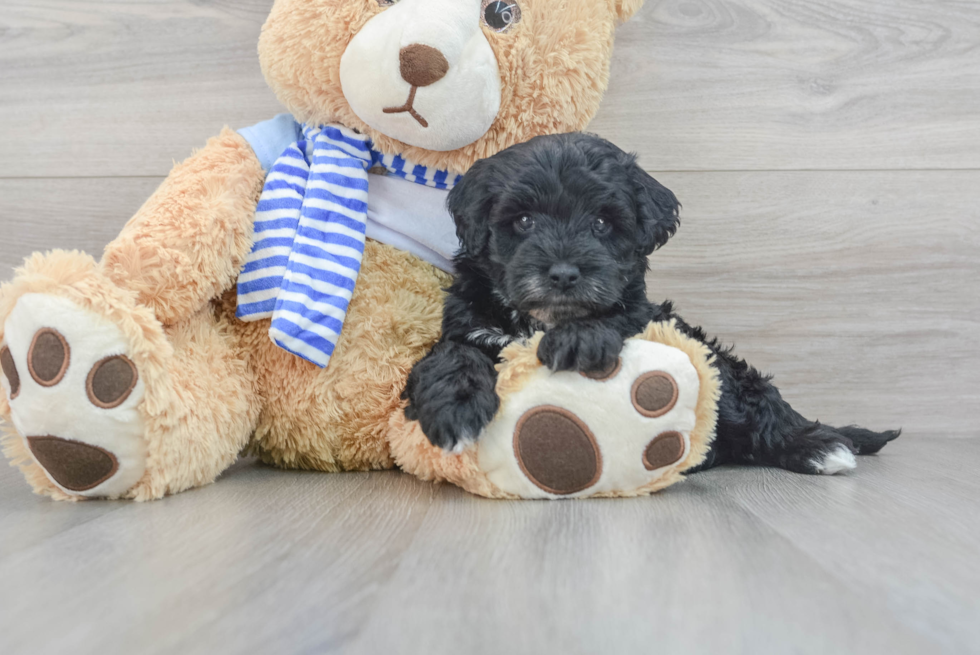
(259, 0, 644, 174)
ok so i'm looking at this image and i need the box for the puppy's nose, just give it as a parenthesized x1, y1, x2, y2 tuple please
(399, 44, 449, 88)
(549, 263, 581, 290)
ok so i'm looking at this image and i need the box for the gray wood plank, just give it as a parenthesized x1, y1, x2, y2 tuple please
(0, 430, 974, 654)
(3, 0, 980, 176)
(592, 0, 980, 170)
(0, 0, 282, 178)
(0, 453, 128, 560)
(346, 471, 934, 655)
(709, 437, 980, 652)
(0, 463, 437, 655)
(0, 177, 163, 277)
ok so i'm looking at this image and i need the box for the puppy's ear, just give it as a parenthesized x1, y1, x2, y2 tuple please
(447, 158, 497, 257)
(625, 155, 680, 256)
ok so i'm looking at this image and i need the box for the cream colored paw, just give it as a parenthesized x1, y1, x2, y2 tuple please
(2, 294, 146, 498)
(477, 338, 704, 499)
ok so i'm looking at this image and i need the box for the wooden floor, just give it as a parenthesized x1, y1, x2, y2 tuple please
(1, 1, 978, 653)
(1, 438, 978, 654)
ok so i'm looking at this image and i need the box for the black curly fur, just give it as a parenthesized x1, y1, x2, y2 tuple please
(403, 133, 900, 471)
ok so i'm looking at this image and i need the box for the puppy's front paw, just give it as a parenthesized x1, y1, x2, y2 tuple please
(403, 342, 500, 452)
(414, 394, 499, 452)
(537, 323, 624, 373)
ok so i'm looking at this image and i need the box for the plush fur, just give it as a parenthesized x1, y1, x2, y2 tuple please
(102, 128, 267, 326)
(0, 0, 641, 500)
(404, 133, 900, 474)
(216, 241, 451, 473)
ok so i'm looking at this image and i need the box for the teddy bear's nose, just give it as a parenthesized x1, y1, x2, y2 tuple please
(399, 44, 450, 88)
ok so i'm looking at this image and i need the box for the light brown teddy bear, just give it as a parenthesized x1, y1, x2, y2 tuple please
(0, 0, 719, 501)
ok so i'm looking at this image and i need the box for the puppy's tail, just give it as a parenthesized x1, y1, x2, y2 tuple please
(834, 425, 902, 455)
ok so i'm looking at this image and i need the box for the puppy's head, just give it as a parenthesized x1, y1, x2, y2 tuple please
(448, 133, 679, 325)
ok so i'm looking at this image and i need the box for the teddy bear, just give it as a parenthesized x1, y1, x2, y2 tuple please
(0, 0, 720, 501)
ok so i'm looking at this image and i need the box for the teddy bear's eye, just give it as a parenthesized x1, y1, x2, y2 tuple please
(482, 0, 522, 33)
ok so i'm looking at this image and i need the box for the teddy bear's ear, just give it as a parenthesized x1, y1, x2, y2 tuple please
(612, 0, 646, 22)
(447, 158, 499, 258)
(623, 154, 680, 256)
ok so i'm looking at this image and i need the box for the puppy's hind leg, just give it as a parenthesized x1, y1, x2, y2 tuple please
(734, 412, 900, 475)
(759, 422, 860, 475)
(717, 365, 899, 475)
(835, 425, 902, 455)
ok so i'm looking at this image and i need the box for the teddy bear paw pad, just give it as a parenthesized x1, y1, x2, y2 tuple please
(513, 406, 602, 495)
(1, 294, 146, 498)
(643, 431, 685, 471)
(478, 339, 702, 499)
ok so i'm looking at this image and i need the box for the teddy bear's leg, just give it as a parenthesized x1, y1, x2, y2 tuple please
(128, 305, 261, 500)
(100, 128, 266, 325)
(0, 251, 260, 501)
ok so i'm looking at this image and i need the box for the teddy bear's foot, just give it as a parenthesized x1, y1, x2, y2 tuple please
(477, 337, 712, 499)
(2, 250, 260, 502)
(2, 293, 146, 498)
(389, 321, 721, 500)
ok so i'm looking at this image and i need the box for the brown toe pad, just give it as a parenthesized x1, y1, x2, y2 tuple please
(28, 328, 70, 387)
(631, 371, 678, 418)
(1, 346, 19, 399)
(27, 436, 119, 492)
(514, 406, 602, 495)
(643, 431, 686, 471)
(87, 355, 138, 409)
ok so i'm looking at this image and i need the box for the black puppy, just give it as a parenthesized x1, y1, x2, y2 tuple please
(403, 133, 899, 474)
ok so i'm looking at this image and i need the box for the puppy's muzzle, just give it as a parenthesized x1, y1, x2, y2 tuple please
(548, 262, 580, 292)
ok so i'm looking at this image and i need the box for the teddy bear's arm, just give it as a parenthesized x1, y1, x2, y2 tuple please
(100, 128, 266, 325)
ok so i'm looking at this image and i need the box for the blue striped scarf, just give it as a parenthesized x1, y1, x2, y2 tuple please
(236, 124, 462, 368)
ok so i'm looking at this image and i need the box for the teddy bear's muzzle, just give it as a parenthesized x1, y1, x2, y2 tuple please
(339, 0, 501, 151)
(382, 43, 452, 127)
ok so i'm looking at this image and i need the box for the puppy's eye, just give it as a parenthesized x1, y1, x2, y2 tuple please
(514, 216, 536, 234)
(377, 0, 400, 6)
(482, 0, 522, 33)
(593, 217, 612, 235)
